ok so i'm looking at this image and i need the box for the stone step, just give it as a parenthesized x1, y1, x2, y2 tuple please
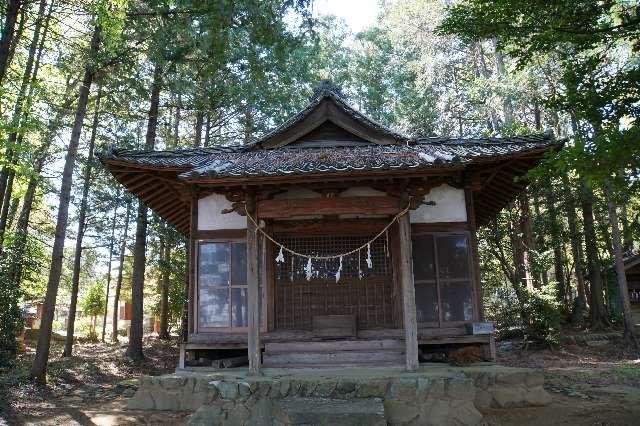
(278, 397, 386, 426)
(265, 339, 404, 354)
(262, 349, 404, 367)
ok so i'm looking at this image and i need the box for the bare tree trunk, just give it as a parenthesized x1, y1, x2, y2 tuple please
(194, 111, 203, 147)
(0, 0, 50, 242)
(112, 200, 131, 342)
(581, 182, 609, 329)
(204, 113, 211, 147)
(30, 25, 101, 384)
(562, 173, 587, 323)
(604, 180, 639, 349)
(63, 87, 102, 357)
(127, 63, 163, 361)
(6, 88, 75, 288)
(101, 205, 118, 342)
(531, 191, 549, 286)
(518, 192, 536, 289)
(0, 0, 24, 87)
(543, 177, 566, 306)
(158, 227, 170, 340)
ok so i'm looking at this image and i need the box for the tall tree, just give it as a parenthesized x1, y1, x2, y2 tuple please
(30, 24, 101, 384)
(63, 87, 103, 357)
(0, 0, 24, 87)
(112, 199, 131, 342)
(127, 62, 162, 361)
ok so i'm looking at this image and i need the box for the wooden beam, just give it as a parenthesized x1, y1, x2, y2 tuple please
(398, 207, 419, 371)
(257, 196, 400, 219)
(246, 194, 261, 375)
(188, 194, 197, 336)
(466, 188, 484, 321)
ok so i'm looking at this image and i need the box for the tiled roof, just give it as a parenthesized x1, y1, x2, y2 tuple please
(100, 134, 560, 180)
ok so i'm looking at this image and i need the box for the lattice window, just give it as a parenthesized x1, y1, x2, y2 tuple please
(274, 234, 395, 330)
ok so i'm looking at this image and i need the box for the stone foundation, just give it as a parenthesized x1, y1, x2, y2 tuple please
(128, 365, 550, 425)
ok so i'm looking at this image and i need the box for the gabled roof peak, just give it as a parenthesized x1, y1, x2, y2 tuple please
(311, 79, 345, 100)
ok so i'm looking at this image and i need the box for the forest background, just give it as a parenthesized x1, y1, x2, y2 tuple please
(0, 0, 638, 384)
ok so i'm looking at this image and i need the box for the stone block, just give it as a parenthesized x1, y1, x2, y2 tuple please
(226, 404, 251, 425)
(496, 371, 528, 386)
(268, 381, 281, 398)
(384, 400, 420, 424)
(467, 372, 494, 390)
(162, 376, 187, 390)
(419, 399, 450, 426)
(388, 378, 417, 400)
(279, 380, 291, 397)
(238, 382, 252, 399)
(446, 377, 475, 401)
(492, 386, 525, 408)
(314, 380, 337, 398)
(217, 381, 239, 400)
(449, 400, 483, 426)
(256, 381, 272, 398)
(356, 379, 389, 398)
(523, 386, 551, 406)
(187, 403, 223, 426)
(525, 371, 545, 388)
(335, 379, 356, 396)
(127, 390, 155, 410)
(246, 398, 278, 426)
(474, 389, 493, 410)
(181, 390, 215, 411)
(154, 391, 182, 411)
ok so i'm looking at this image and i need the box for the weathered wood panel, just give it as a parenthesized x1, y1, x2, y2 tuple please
(398, 212, 419, 371)
(246, 195, 261, 375)
(257, 196, 400, 219)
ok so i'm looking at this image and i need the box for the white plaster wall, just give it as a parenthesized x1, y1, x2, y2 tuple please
(198, 193, 246, 230)
(409, 184, 467, 223)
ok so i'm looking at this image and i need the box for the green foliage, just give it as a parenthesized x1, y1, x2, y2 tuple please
(82, 282, 106, 320)
(0, 272, 22, 367)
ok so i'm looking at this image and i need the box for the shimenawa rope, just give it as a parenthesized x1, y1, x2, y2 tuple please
(243, 198, 412, 261)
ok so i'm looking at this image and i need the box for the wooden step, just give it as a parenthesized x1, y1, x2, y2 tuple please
(262, 349, 404, 367)
(264, 339, 404, 354)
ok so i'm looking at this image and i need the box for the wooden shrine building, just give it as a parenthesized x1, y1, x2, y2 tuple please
(100, 82, 562, 372)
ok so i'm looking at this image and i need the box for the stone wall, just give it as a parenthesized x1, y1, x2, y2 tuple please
(128, 367, 550, 425)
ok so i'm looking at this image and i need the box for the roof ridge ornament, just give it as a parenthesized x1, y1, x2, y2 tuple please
(311, 79, 344, 100)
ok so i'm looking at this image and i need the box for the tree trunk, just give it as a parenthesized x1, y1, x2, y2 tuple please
(158, 228, 170, 340)
(204, 113, 211, 147)
(5, 88, 75, 288)
(562, 173, 587, 323)
(543, 177, 566, 306)
(0, 0, 50, 243)
(581, 182, 609, 329)
(101, 205, 118, 342)
(63, 87, 102, 357)
(604, 180, 639, 349)
(518, 193, 536, 289)
(0, 0, 23, 87)
(194, 111, 203, 147)
(30, 25, 101, 384)
(112, 200, 131, 342)
(127, 63, 163, 361)
(531, 191, 549, 286)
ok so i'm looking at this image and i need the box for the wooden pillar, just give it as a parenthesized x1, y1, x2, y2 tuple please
(465, 188, 484, 321)
(398, 210, 419, 371)
(246, 194, 261, 375)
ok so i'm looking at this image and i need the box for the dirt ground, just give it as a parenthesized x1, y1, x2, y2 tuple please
(1, 335, 639, 425)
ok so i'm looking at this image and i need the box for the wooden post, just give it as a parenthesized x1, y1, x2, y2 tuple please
(398, 211, 419, 371)
(246, 194, 261, 375)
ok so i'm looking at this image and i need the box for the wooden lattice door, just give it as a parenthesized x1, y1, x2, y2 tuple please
(274, 235, 396, 330)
